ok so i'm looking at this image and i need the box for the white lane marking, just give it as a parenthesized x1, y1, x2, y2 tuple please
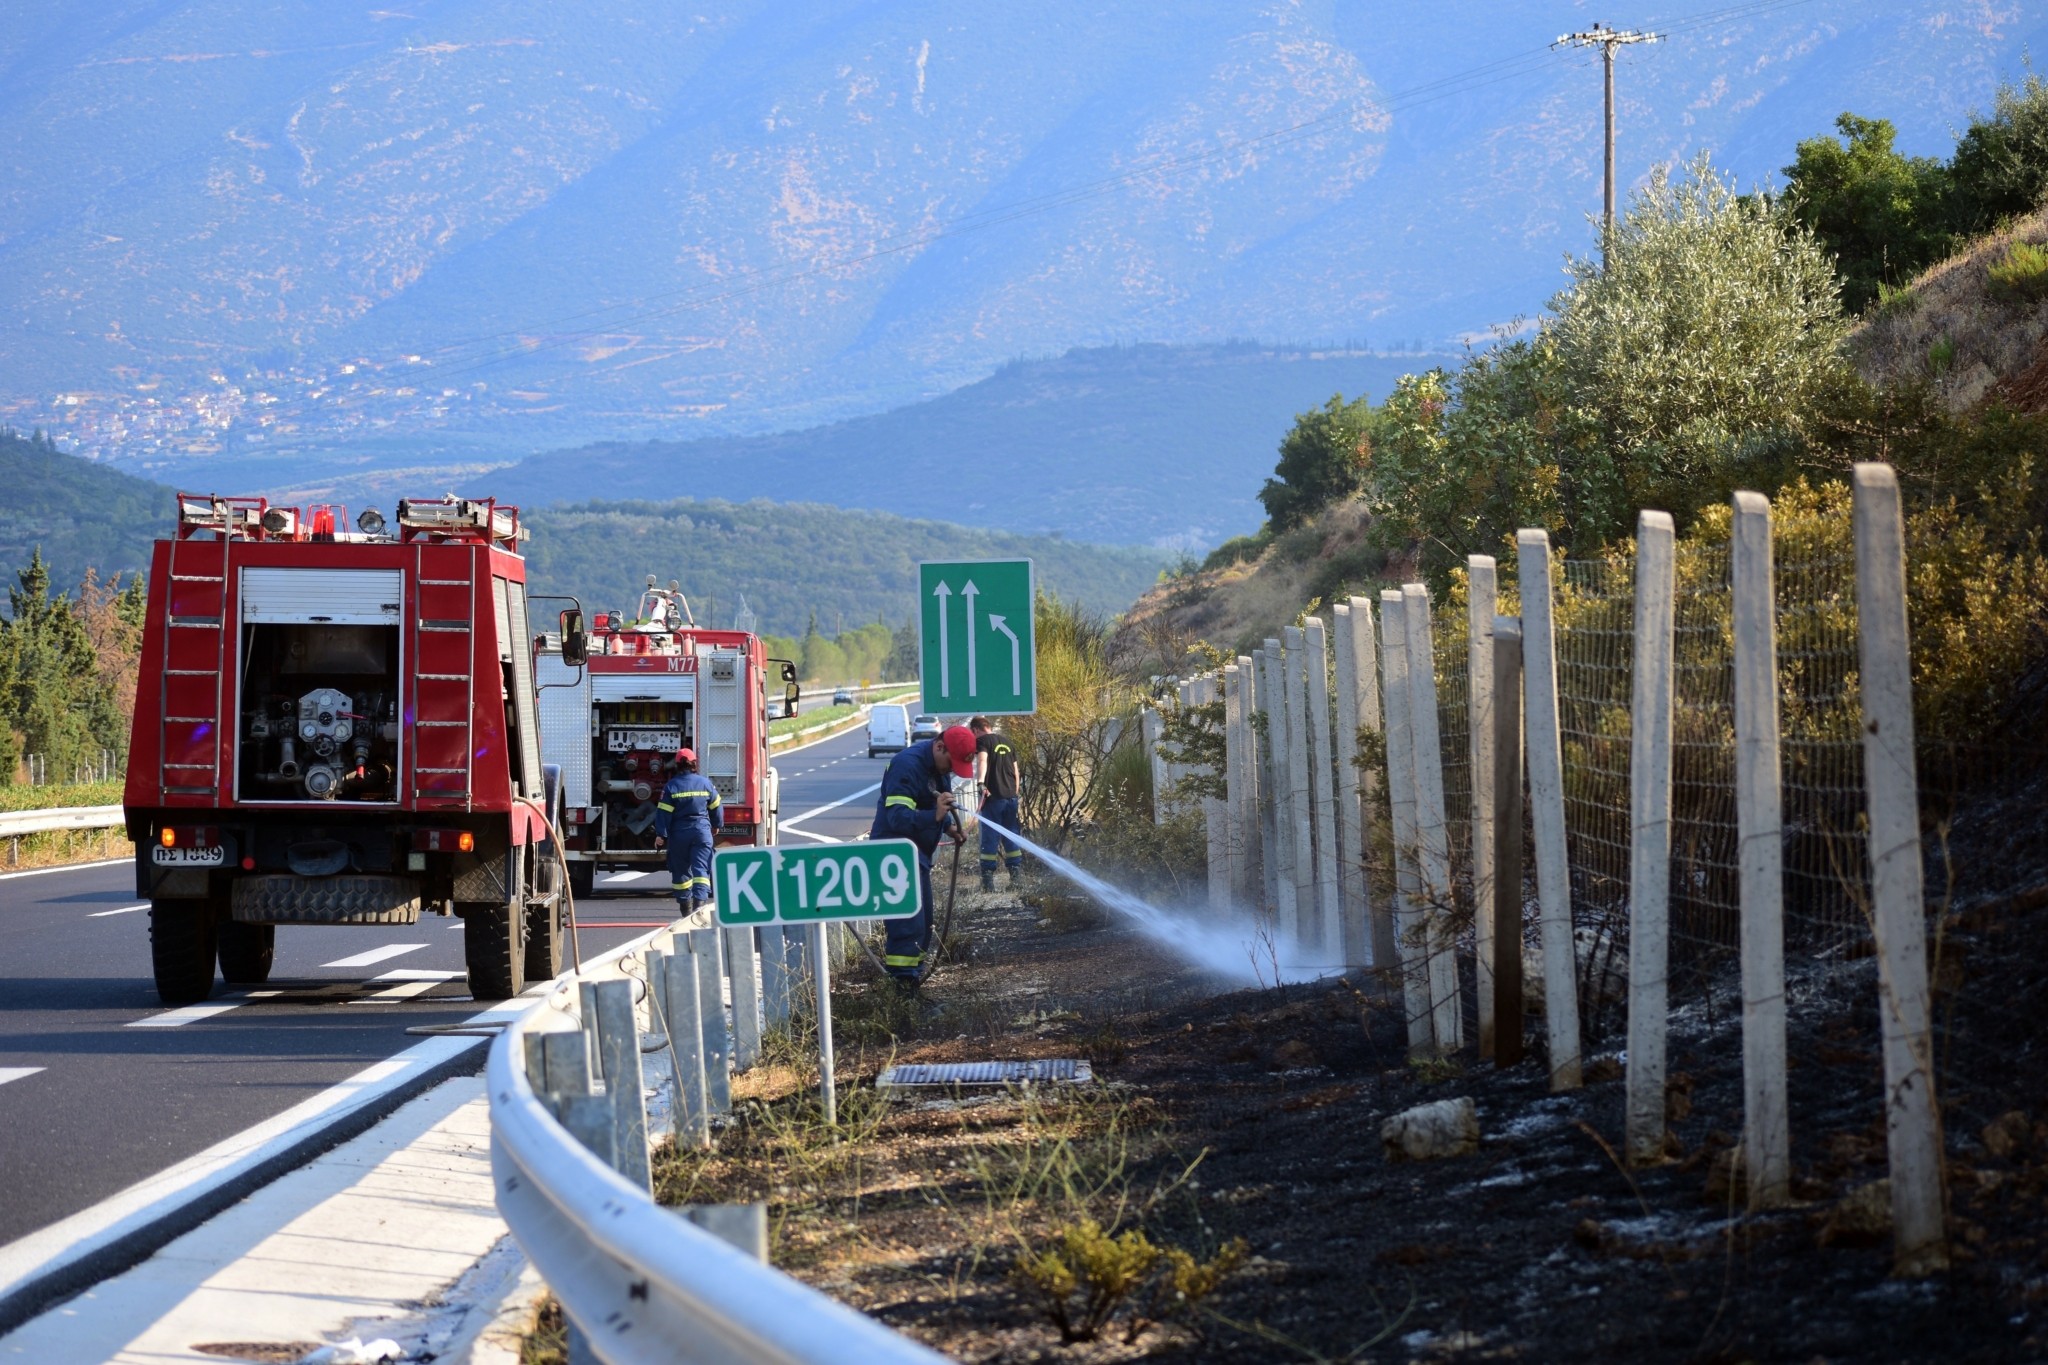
(601, 871, 646, 883)
(373, 968, 465, 982)
(0, 857, 127, 883)
(778, 781, 881, 830)
(777, 825, 842, 844)
(323, 943, 428, 969)
(0, 1067, 46, 1087)
(88, 903, 150, 917)
(356, 981, 438, 1002)
(128, 1002, 242, 1028)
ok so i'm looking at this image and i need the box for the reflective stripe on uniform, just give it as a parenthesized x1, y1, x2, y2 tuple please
(657, 802, 674, 812)
(978, 852, 999, 865)
(885, 795, 917, 809)
(883, 954, 924, 968)
(708, 794, 722, 808)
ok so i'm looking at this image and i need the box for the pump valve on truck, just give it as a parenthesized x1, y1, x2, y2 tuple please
(123, 494, 569, 1004)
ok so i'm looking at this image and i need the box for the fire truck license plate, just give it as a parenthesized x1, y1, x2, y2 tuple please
(606, 729, 682, 754)
(152, 847, 225, 866)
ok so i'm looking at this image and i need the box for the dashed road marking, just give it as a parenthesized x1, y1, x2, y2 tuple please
(323, 943, 428, 969)
(88, 903, 150, 918)
(0, 1067, 45, 1087)
(128, 1002, 242, 1028)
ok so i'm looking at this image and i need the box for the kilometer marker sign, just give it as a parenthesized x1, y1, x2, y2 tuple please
(714, 840, 923, 926)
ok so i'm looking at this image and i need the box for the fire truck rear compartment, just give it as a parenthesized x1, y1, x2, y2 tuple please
(237, 622, 403, 802)
(594, 700, 691, 852)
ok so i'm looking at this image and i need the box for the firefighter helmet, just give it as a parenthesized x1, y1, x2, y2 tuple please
(674, 747, 697, 767)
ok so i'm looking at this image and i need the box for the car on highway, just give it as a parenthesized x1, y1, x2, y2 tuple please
(832, 686, 854, 706)
(911, 713, 943, 742)
(867, 703, 911, 757)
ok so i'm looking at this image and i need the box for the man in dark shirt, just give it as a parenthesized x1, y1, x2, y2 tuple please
(970, 715, 1024, 890)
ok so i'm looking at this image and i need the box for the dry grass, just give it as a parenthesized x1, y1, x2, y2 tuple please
(1853, 204, 2048, 411)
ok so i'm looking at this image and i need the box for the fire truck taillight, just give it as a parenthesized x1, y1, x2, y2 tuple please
(161, 826, 218, 849)
(160, 828, 176, 848)
(411, 830, 475, 853)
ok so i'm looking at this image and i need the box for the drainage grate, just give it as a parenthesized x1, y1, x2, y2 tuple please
(876, 1058, 1093, 1088)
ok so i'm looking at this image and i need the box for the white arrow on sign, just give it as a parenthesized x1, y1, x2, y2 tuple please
(962, 580, 979, 696)
(989, 613, 1022, 694)
(932, 580, 952, 696)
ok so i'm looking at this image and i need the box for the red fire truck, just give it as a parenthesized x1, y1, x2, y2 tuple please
(122, 494, 575, 1004)
(535, 579, 795, 898)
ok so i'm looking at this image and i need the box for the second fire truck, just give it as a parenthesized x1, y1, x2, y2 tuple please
(536, 578, 795, 897)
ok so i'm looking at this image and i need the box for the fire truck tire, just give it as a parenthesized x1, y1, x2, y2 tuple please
(568, 860, 595, 902)
(150, 902, 218, 1004)
(462, 902, 526, 1001)
(217, 921, 275, 984)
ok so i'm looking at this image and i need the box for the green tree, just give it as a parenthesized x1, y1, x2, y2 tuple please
(1782, 113, 1952, 311)
(1947, 70, 2048, 236)
(1257, 395, 1376, 532)
(0, 551, 113, 781)
(882, 617, 919, 681)
(1548, 154, 1852, 544)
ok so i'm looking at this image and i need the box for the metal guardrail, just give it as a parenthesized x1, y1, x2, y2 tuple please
(487, 948, 947, 1365)
(0, 805, 123, 839)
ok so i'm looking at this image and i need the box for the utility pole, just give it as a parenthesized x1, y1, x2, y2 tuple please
(1556, 23, 1660, 243)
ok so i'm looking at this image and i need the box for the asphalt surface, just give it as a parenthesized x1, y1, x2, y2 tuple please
(0, 721, 891, 1252)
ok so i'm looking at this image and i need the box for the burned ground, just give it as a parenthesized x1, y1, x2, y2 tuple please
(635, 813, 2048, 1364)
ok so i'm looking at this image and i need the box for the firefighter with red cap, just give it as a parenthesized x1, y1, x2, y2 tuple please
(653, 748, 723, 917)
(869, 723, 978, 989)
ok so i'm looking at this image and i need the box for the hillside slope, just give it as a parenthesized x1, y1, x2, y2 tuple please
(7, 2, 2039, 474)
(256, 343, 1448, 550)
(0, 431, 169, 591)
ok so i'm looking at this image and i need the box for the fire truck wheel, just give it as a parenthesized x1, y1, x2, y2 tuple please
(150, 902, 218, 1004)
(217, 921, 275, 984)
(461, 901, 526, 1001)
(568, 860, 595, 902)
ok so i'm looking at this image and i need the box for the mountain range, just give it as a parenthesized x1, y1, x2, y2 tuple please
(4, 0, 2041, 490)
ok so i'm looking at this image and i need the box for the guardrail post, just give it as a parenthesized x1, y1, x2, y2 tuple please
(1379, 591, 1432, 1056)
(725, 926, 762, 1071)
(1304, 617, 1343, 960)
(659, 942, 710, 1148)
(1732, 491, 1791, 1208)
(582, 978, 652, 1193)
(1468, 558, 1499, 1058)
(1626, 511, 1676, 1166)
(1402, 584, 1461, 1054)
(1492, 616, 1526, 1068)
(1852, 463, 1949, 1276)
(759, 925, 791, 1027)
(1517, 529, 1583, 1091)
(690, 927, 733, 1115)
(674, 1204, 771, 1262)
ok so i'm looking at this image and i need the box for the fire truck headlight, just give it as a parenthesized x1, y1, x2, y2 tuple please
(160, 828, 176, 848)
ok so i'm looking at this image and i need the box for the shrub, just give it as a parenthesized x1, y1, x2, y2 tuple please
(1012, 1218, 1248, 1345)
(1986, 239, 2048, 304)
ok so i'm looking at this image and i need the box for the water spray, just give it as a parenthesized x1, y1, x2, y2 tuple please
(980, 817, 1343, 987)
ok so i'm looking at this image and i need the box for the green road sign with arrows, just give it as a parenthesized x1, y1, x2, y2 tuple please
(918, 558, 1036, 715)
(714, 840, 924, 926)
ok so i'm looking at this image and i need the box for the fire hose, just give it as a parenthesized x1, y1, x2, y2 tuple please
(917, 812, 968, 986)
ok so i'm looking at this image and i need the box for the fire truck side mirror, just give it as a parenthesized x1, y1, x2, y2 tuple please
(559, 608, 589, 667)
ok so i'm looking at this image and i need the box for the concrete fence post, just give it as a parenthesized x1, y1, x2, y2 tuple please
(1516, 529, 1583, 1091)
(1402, 584, 1462, 1053)
(1143, 706, 1168, 824)
(1198, 674, 1231, 913)
(1852, 463, 1949, 1276)
(1379, 591, 1433, 1055)
(1349, 596, 1394, 970)
(1468, 557, 1499, 1058)
(1492, 617, 1527, 1068)
(1281, 626, 1320, 952)
(1625, 511, 1676, 1166)
(1234, 656, 1264, 908)
(1255, 647, 1292, 926)
(1304, 617, 1344, 960)
(1221, 663, 1248, 906)
(1332, 603, 1375, 969)
(1263, 639, 1302, 939)
(1732, 491, 1791, 1208)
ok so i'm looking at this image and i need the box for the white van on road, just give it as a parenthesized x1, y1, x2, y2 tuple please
(867, 703, 912, 758)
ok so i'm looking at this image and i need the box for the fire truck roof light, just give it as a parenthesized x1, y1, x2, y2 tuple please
(357, 508, 386, 536)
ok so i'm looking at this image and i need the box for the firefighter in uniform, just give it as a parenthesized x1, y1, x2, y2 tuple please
(869, 724, 979, 988)
(969, 715, 1024, 890)
(652, 747, 722, 915)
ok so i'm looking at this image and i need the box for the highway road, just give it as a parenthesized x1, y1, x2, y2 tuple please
(0, 720, 893, 1258)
